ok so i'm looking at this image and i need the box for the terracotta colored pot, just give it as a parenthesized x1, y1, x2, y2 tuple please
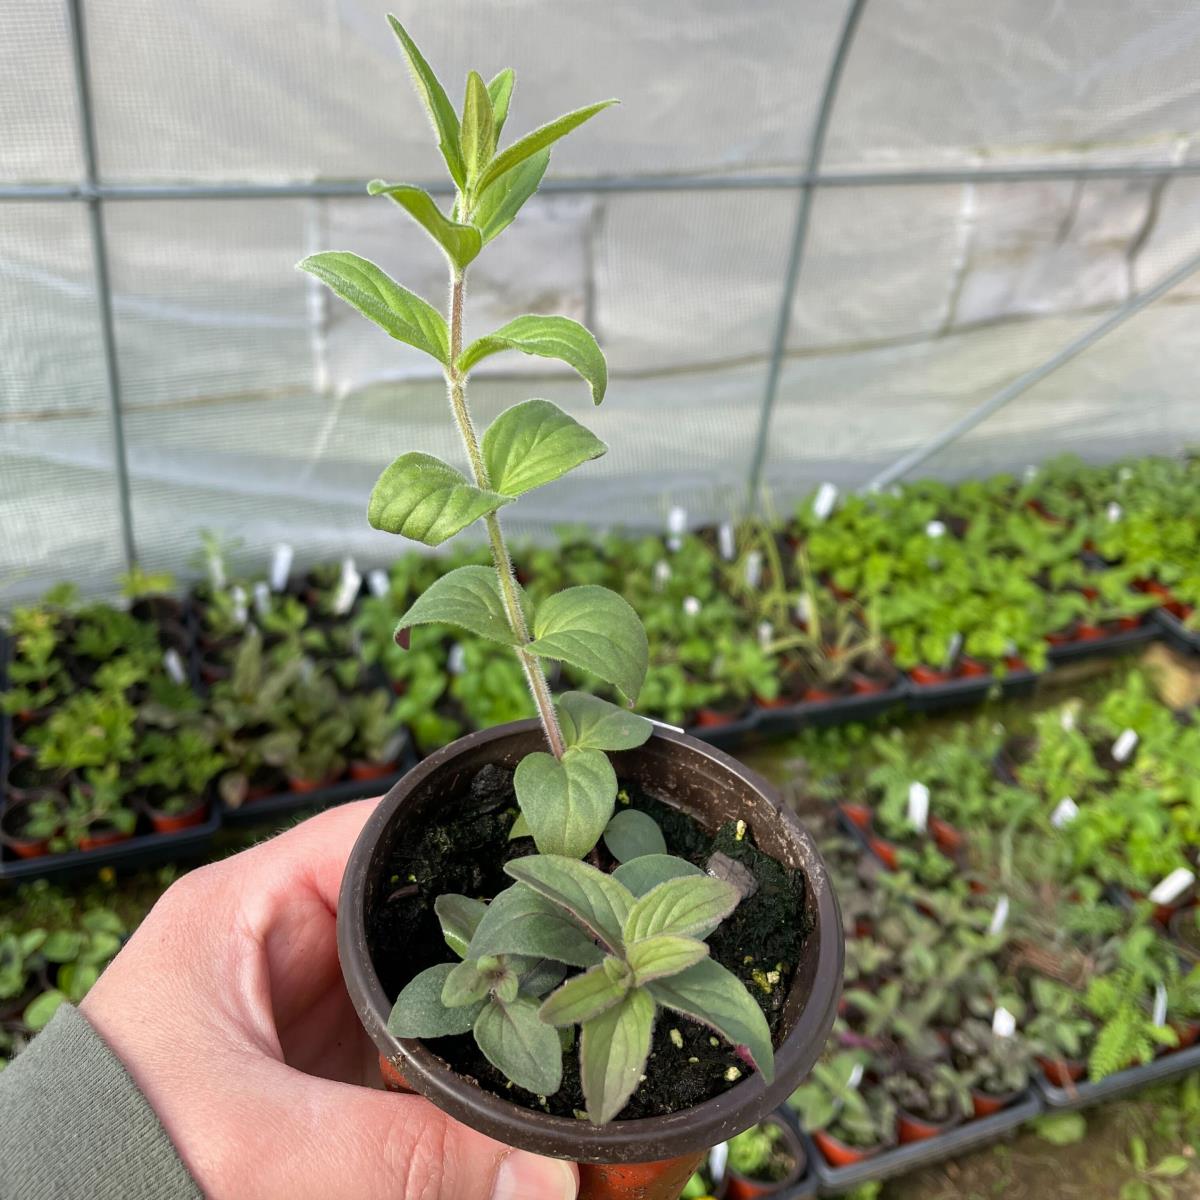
(7, 740, 33, 764)
(971, 1087, 1021, 1118)
(1003, 655, 1029, 673)
(957, 657, 989, 679)
(1170, 1020, 1200, 1051)
(897, 1109, 961, 1144)
(287, 771, 342, 794)
(838, 802, 872, 831)
(1037, 1056, 1086, 1086)
(349, 759, 400, 782)
(724, 1117, 806, 1200)
(0, 797, 59, 860)
(803, 687, 836, 703)
(143, 799, 209, 835)
(338, 720, 843, 1166)
(753, 694, 794, 711)
(908, 665, 950, 687)
(868, 837, 898, 871)
(1074, 623, 1106, 642)
(849, 674, 886, 696)
(78, 825, 133, 852)
(928, 816, 964, 855)
(694, 707, 742, 729)
(810, 1129, 882, 1168)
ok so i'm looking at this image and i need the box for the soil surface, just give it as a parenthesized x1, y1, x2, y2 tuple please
(367, 764, 809, 1119)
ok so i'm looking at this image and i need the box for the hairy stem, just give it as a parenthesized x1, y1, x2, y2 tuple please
(446, 265, 565, 759)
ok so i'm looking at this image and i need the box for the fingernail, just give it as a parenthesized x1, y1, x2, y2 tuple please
(492, 1152, 577, 1200)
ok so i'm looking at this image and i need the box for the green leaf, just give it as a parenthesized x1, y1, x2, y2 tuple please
(473, 996, 563, 1095)
(580, 987, 655, 1123)
(539, 962, 629, 1026)
(41, 931, 82, 963)
(297, 252, 448, 363)
(613, 854, 704, 898)
(469, 883, 604, 970)
(460, 70, 496, 188)
(458, 315, 608, 405)
(389, 964, 484, 1037)
(435, 894, 488, 958)
(442, 959, 492, 1007)
(476, 99, 617, 196)
(1032, 1112, 1087, 1146)
(386, 16, 466, 189)
(509, 812, 531, 840)
(396, 566, 519, 647)
(23, 990, 65, 1033)
(487, 69, 515, 138)
(626, 935, 709, 985)
(623, 875, 739, 942)
(519, 958, 568, 998)
(557, 692, 652, 753)
(504, 855, 633, 953)
(493, 970, 520, 1004)
(648, 959, 774, 1081)
(471, 150, 549, 244)
(366, 183, 482, 271)
(604, 809, 667, 863)
(368, 453, 511, 546)
(1151, 1156, 1191, 1178)
(482, 399, 607, 497)
(514, 747, 617, 859)
(528, 586, 647, 704)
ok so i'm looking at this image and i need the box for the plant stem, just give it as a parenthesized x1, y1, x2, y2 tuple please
(445, 266, 566, 759)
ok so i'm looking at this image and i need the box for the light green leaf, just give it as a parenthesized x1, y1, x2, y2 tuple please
(623, 875, 739, 943)
(1032, 1112, 1087, 1146)
(557, 691, 653, 752)
(435, 893, 488, 958)
(626, 935, 709, 985)
(41, 931, 82, 963)
(519, 958, 568, 998)
(366, 183, 482, 271)
(504, 855, 633, 953)
(482, 399, 607, 497)
(442, 959, 492, 1007)
(473, 996, 563, 1095)
(1151, 1155, 1191, 1178)
(469, 883, 604, 970)
(514, 747, 617, 859)
(509, 811, 531, 840)
(23, 990, 65, 1033)
(57, 962, 99, 1004)
(471, 150, 549, 244)
(460, 70, 496, 188)
(388, 964, 484, 1037)
(297, 252, 448, 363)
(457, 315, 607, 405)
(613, 854, 704, 898)
(387, 16, 466, 188)
(539, 962, 628, 1027)
(487, 68, 515, 138)
(397, 566, 519, 646)
(493, 970, 519, 1004)
(368, 453, 511, 546)
(580, 987, 655, 1123)
(528, 586, 648, 704)
(648, 958, 774, 1080)
(476, 99, 617, 196)
(604, 809, 667, 863)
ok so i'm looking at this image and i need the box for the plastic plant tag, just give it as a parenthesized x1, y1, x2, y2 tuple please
(1060, 707, 1076, 732)
(717, 521, 736, 562)
(1153, 984, 1168, 1028)
(653, 560, 671, 592)
(847, 1061, 865, 1090)
(206, 550, 226, 591)
(812, 482, 838, 521)
(795, 593, 811, 625)
(1023, 464, 1038, 482)
(162, 648, 187, 686)
(992, 1006, 1016, 1038)
(1112, 729, 1138, 763)
(1051, 797, 1079, 829)
(925, 519, 946, 538)
(253, 581, 271, 619)
(708, 1142, 729, 1184)
(757, 621, 773, 650)
(447, 643, 467, 676)
(666, 505, 687, 551)
(332, 557, 361, 616)
(269, 542, 294, 592)
(744, 550, 763, 590)
(648, 717, 685, 734)
(907, 782, 929, 833)
(230, 585, 248, 627)
(988, 895, 1009, 937)
(682, 596, 701, 618)
(1149, 867, 1194, 907)
(1107, 501, 1123, 523)
(367, 568, 390, 599)
(942, 632, 963, 671)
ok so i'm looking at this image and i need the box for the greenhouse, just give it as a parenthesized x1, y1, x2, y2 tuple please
(4, 2, 1200, 1198)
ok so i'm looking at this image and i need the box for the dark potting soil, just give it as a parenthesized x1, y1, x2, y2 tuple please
(367, 763, 810, 1120)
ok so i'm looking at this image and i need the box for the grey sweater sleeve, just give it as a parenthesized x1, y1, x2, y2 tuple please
(0, 1004, 202, 1200)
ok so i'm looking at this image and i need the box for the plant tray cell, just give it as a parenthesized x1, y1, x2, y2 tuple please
(756, 682, 910, 735)
(904, 672, 998, 714)
(1044, 622, 1158, 665)
(1036, 1042, 1200, 1111)
(1154, 609, 1200, 657)
(686, 711, 763, 751)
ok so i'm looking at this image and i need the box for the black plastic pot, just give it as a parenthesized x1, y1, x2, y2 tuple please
(337, 719, 844, 1165)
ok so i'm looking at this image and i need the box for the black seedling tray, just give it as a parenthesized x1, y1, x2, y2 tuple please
(1155, 609, 1200, 657)
(801, 1090, 1042, 1193)
(757, 681, 910, 735)
(998, 664, 1040, 699)
(905, 671, 999, 714)
(687, 711, 763, 751)
(1045, 621, 1157, 664)
(1036, 1041, 1200, 1111)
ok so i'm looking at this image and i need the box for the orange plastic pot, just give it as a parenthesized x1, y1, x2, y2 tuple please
(810, 1128, 881, 1168)
(78, 826, 133, 852)
(929, 816, 964, 855)
(287, 771, 342, 794)
(1037, 1056, 1086, 1086)
(838, 803, 872, 831)
(349, 759, 399, 782)
(868, 837, 899, 870)
(694, 707, 741, 729)
(849, 674, 886, 696)
(897, 1109, 961, 1144)
(971, 1088, 1020, 1118)
(145, 800, 209, 835)
(724, 1116, 806, 1200)
(957, 657, 989, 679)
(908, 665, 950, 687)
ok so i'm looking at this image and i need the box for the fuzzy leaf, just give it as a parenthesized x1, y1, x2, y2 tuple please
(557, 691, 653, 752)
(397, 566, 519, 647)
(469, 883, 604, 970)
(22, 990, 65, 1033)
(457, 315, 607, 405)
(473, 996, 563, 1095)
(366, 183, 482, 271)
(508, 811, 531, 840)
(613, 854, 704, 898)
(476, 100, 617, 196)
(604, 809, 667, 863)
(623, 875, 739, 943)
(442, 959, 492, 1007)
(435, 893, 488, 958)
(482, 399, 607, 497)
(298, 252, 448, 363)
(368, 453, 511, 546)
(519, 958, 568, 998)
(487, 68, 515, 137)
(504, 855, 633, 953)
(389, 964, 484, 1037)
(539, 962, 629, 1026)
(580, 987, 655, 1123)
(459, 70, 495, 187)
(387, 16, 466, 188)
(514, 747, 617, 859)
(648, 958, 774, 1080)
(626, 934, 709, 985)
(527, 586, 647, 704)
(471, 150, 549, 244)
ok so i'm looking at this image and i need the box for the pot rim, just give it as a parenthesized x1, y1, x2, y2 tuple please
(338, 718, 843, 1164)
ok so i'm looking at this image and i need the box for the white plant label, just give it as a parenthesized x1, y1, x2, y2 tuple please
(1107, 501, 1123, 523)
(367, 568, 390, 599)
(1060, 707, 1076, 732)
(708, 1142, 729, 1184)
(230, 585, 248, 627)
(162, 649, 187, 685)
(944, 631, 963, 667)
(717, 521, 736, 562)
(666, 505, 687, 551)
(847, 1061, 865, 1090)
(1023, 464, 1038, 482)
(992, 1006, 1016, 1038)
(988, 895, 1010, 937)
(1149, 867, 1194, 906)
(332, 557, 361, 616)
(682, 596, 701, 618)
(1119, 466, 1133, 482)
(795, 593, 811, 625)
(1153, 984, 1168, 1028)
(907, 782, 929, 833)
(207, 552, 225, 591)
(1051, 797, 1079, 829)
(269, 542, 294, 592)
(447, 643, 467, 675)
(925, 519, 947, 539)
(1112, 729, 1138, 763)
(653, 560, 671, 592)
(812, 482, 838, 521)
(744, 550, 763, 590)
(758, 621, 774, 650)
(648, 717, 685, 734)
(253, 581, 271, 619)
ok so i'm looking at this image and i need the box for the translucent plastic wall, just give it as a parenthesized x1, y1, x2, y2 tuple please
(5, 0, 1200, 598)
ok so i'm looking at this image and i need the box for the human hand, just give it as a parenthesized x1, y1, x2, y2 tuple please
(82, 799, 580, 1200)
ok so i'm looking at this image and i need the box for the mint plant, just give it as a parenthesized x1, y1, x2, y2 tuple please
(301, 17, 775, 1122)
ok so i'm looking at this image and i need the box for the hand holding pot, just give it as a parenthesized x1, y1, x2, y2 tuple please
(81, 799, 580, 1200)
